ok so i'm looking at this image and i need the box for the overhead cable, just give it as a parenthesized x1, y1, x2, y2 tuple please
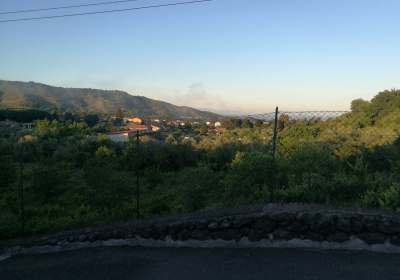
(0, 0, 140, 15)
(0, 0, 214, 23)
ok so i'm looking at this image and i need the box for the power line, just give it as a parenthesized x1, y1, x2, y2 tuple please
(0, 0, 140, 15)
(0, 0, 214, 23)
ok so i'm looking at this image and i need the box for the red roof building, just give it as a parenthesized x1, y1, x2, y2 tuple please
(0, 121, 19, 127)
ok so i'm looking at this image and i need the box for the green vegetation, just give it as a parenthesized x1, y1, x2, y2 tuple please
(115, 107, 123, 122)
(1, 88, 400, 240)
(0, 107, 53, 123)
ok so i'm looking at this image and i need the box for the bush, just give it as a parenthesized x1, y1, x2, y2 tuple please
(363, 184, 400, 211)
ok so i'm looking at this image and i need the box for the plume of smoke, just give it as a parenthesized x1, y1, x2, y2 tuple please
(175, 83, 242, 113)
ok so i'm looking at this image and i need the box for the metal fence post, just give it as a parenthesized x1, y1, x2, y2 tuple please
(271, 107, 278, 203)
(136, 129, 140, 220)
(19, 153, 25, 236)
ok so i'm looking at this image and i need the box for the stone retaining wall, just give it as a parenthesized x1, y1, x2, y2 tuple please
(2, 204, 400, 253)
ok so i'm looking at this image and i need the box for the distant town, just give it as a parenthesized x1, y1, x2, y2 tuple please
(0, 115, 232, 143)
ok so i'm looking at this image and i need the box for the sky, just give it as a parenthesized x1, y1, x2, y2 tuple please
(0, 0, 399, 115)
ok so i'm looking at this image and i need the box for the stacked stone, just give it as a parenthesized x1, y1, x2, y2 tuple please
(65, 211, 400, 246)
(3, 204, 400, 251)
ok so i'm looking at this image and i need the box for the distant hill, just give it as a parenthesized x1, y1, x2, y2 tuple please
(0, 80, 224, 120)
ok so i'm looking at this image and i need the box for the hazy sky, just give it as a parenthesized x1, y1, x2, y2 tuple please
(0, 0, 399, 115)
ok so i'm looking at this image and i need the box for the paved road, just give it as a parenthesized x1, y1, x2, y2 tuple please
(1, 247, 400, 280)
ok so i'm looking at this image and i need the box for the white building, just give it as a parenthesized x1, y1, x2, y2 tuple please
(106, 129, 145, 142)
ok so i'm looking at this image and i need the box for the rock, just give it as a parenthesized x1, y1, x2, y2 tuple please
(220, 219, 233, 229)
(167, 227, 178, 241)
(210, 230, 220, 240)
(295, 211, 308, 221)
(68, 236, 76, 242)
(389, 234, 400, 246)
(269, 212, 295, 222)
(208, 220, 220, 229)
(195, 219, 209, 229)
(191, 229, 210, 241)
(159, 231, 167, 241)
(220, 229, 243, 242)
(252, 218, 277, 233)
(113, 230, 123, 239)
(272, 228, 298, 241)
(125, 231, 134, 239)
(143, 226, 155, 232)
(88, 233, 98, 242)
(178, 229, 192, 241)
(239, 226, 251, 237)
(378, 218, 400, 234)
(78, 234, 87, 242)
(326, 231, 350, 243)
(297, 211, 316, 222)
(46, 239, 57, 246)
(363, 218, 378, 233)
(98, 231, 112, 241)
(169, 221, 185, 233)
(311, 220, 336, 235)
(283, 221, 309, 233)
(232, 215, 253, 228)
(336, 218, 352, 233)
(157, 226, 167, 241)
(248, 229, 265, 242)
(140, 231, 152, 239)
(351, 218, 363, 233)
(151, 231, 160, 240)
(357, 232, 387, 245)
(187, 222, 196, 231)
(305, 231, 325, 242)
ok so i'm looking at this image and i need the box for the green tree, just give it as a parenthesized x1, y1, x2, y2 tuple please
(115, 107, 123, 122)
(224, 118, 242, 130)
(223, 151, 272, 205)
(84, 113, 99, 127)
(200, 123, 208, 135)
(91, 125, 106, 133)
(82, 157, 130, 211)
(0, 156, 17, 193)
(254, 119, 263, 128)
(14, 135, 38, 152)
(106, 117, 114, 130)
(28, 162, 70, 204)
(278, 114, 290, 131)
(95, 146, 116, 159)
(33, 101, 41, 109)
(64, 111, 75, 122)
(172, 129, 183, 140)
(242, 119, 254, 129)
(165, 135, 177, 144)
(184, 120, 192, 130)
(350, 98, 370, 112)
(51, 111, 58, 121)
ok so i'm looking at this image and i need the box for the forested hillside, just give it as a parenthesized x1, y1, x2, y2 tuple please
(0, 80, 223, 120)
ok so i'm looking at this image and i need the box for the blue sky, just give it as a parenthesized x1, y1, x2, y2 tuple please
(0, 0, 399, 115)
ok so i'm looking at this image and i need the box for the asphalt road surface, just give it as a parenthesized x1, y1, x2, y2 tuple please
(1, 247, 400, 280)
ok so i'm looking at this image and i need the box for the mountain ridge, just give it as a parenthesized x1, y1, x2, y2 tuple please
(0, 79, 224, 120)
